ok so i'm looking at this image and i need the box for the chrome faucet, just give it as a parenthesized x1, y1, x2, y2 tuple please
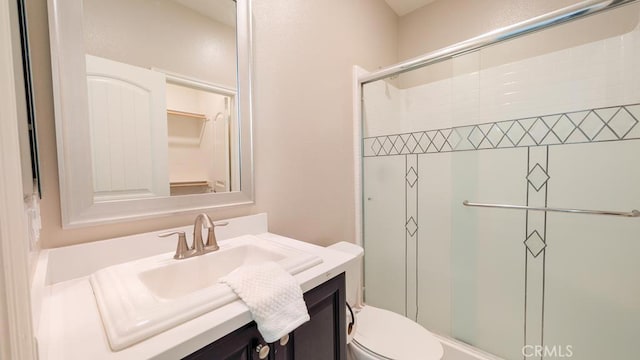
(192, 213, 213, 253)
(159, 213, 229, 259)
(193, 213, 226, 253)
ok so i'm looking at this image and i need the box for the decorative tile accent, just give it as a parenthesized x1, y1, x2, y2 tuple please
(406, 216, 418, 237)
(446, 128, 462, 149)
(550, 114, 577, 143)
(403, 134, 419, 153)
(381, 137, 394, 155)
(406, 167, 418, 188)
(594, 107, 618, 123)
(578, 111, 606, 140)
(426, 131, 439, 153)
(527, 163, 550, 192)
(440, 129, 453, 152)
(363, 103, 640, 157)
(524, 146, 548, 350)
(432, 131, 447, 151)
(486, 124, 506, 147)
(524, 230, 546, 258)
(506, 121, 527, 146)
(528, 118, 551, 145)
(371, 138, 383, 155)
(404, 154, 419, 320)
(468, 126, 486, 149)
(607, 107, 638, 139)
(387, 136, 401, 155)
(417, 132, 430, 152)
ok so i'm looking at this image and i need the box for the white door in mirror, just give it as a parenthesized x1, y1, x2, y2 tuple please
(86, 55, 169, 201)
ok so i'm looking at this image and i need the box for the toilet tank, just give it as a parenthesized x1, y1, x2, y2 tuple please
(327, 242, 364, 308)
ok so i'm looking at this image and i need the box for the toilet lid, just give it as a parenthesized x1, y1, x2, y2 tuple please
(353, 306, 443, 360)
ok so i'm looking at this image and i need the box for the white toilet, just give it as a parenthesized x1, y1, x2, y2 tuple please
(329, 242, 443, 360)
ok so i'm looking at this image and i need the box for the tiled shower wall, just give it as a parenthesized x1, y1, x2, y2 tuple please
(362, 5, 640, 360)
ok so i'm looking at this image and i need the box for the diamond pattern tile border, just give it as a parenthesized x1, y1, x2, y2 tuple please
(406, 217, 418, 237)
(363, 103, 640, 157)
(527, 163, 550, 192)
(406, 167, 418, 188)
(524, 230, 547, 258)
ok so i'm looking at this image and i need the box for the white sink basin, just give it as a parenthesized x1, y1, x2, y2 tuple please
(90, 234, 322, 351)
(139, 243, 294, 300)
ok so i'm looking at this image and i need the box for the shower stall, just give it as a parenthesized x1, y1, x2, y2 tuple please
(357, 1, 640, 359)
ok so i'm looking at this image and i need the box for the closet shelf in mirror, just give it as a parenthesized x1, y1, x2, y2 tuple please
(167, 110, 209, 146)
(169, 181, 212, 196)
(167, 109, 209, 121)
(170, 181, 209, 187)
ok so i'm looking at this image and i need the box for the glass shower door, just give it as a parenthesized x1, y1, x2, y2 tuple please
(449, 4, 640, 359)
(362, 59, 455, 328)
(361, 3, 640, 360)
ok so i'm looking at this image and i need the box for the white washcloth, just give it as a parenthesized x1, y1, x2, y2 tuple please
(219, 261, 310, 343)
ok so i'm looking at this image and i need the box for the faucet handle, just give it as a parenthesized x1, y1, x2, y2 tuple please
(204, 222, 228, 250)
(159, 231, 190, 260)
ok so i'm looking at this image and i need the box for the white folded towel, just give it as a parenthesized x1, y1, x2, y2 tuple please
(219, 261, 310, 343)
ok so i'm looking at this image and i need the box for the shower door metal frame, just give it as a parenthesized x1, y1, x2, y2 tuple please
(359, 0, 638, 85)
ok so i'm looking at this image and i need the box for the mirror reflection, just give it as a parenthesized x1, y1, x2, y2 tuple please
(82, 0, 238, 200)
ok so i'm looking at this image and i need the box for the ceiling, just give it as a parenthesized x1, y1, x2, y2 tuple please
(176, 0, 435, 25)
(384, 0, 438, 16)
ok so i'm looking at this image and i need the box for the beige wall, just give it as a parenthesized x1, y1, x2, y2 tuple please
(27, 0, 397, 248)
(249, 0, 398, 247)
(83, 0, 237, 88)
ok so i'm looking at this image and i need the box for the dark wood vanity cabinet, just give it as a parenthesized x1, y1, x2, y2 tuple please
(183, 273, 346, 360)
(184, 321, 264, 360)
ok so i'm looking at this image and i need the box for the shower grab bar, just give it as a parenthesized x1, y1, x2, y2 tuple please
(360, 0, 638, 84)
(462, 200, 640, 217)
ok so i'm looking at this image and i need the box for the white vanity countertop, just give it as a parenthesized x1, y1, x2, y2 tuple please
(33, 214, 358, 360)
